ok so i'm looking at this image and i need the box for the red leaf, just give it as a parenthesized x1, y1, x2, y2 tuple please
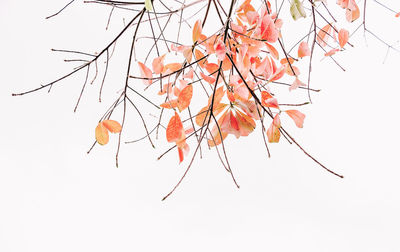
(166, 112, 184, 143)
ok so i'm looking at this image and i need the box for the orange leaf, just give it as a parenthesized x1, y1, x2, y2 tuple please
(346, 3, 360, 22)
(218, 110, 241, 138)
(285, 65, 300, 76)
(205, 63, 219, 74)
(261, 91, 279, 109)
(324, 48, 340, 57)
(195, 103, 227, 126)
(263, 98, 279, 109)
(236, 110, 255, 137)
(200, 72, 216, 84)
(209, 86, 225, 107)
(338, 29, 349, 48)
(236, 100, 261, 120)
(266, 114, 281, 143)
(298, 41, 311, 58)
(280, 57, 295, 65)
(208, 125, 228, 147)
(138, 62, 153, 85)
(177, 85, 193, 112)
(164, 63, 182, 72)
(166, 112, 184, 143)
(221, 56, 232, 71)
(261, 90, 273, 100)
(289, 78, 306, 91)
(183, 69, 194, 79)
(194, 49, 207, 68)
(265, 43, 279, 60)
(286, 110, 305, 128)
(160, 99, 178, 109)
(102, 120, 122, 133)
(183, 47, 193, 63)
(192, 19, 202, 43)
(95, 122, 109, 145)
(270, 59, 285, 81)
(195, 106, 209, 126)
(396, 12, 400, 18)
(317, 24, 332, 47)
(152, 55, 166, 75)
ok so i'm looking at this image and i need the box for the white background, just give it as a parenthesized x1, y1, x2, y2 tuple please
(1, 0, 400, 251)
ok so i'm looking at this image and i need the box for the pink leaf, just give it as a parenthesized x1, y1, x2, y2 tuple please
(286, 110, 305, 128)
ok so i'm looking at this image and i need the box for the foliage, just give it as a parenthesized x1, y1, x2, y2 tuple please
(13, 0, 400, 199)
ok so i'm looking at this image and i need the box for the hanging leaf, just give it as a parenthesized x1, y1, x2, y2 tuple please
(324, 48, 340, 57)
(192, 19, 202, 43)
(194, 49, 207, 68)
(164, 63, 182, 72)
(177, 85, 193, 112)
(138, 62, 153, 85)
(298, 41, 311, 58)
(166, 112, 184, 143)
(145, 0, 153, 11)
(200, 72, 216, 84)
(95, 122, 109, 145)
(285, 110, 305, 128)
(290, 0, 307, 21)
(338, 29, 349, 48)
(289, 78, 306, 91)
(267, 114, 281, 143)
(152, 54, 166, 74)
(160, 99, 178, 109)
(317, 24, 332, 47)
(102, 120, 122, 133)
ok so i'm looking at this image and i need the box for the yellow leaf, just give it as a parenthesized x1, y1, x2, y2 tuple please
(95, 122, 109, 145)
(145, 0, 153, 11)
